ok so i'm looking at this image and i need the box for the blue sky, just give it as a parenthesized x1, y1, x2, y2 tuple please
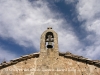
(0, 0, 100, 63)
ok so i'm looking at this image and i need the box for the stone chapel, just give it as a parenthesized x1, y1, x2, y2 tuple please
(0, 27, 100, 75)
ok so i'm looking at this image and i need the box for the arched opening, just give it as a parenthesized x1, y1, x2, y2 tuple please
(45, 32, 54, 48)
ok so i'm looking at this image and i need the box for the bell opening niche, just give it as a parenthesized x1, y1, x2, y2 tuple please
(45, 32, 54, 48)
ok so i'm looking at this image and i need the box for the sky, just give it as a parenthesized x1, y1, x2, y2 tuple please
(0, 0, 100, 63)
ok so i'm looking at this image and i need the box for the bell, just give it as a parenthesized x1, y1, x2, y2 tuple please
(47, 41, 53, 48)
(47, 45, 53, 48)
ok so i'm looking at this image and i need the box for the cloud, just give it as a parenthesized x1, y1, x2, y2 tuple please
(76, 0, 100, 59)
(0, 0, 82, 54)
(0, 0, 100, 60)
(77, 0, 100, 21)
(2, 0, 100, 61)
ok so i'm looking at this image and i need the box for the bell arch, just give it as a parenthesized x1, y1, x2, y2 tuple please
(45, 32, 54, 48)
(40, 27, 59, 57)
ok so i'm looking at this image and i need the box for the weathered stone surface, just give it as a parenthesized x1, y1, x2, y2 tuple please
(0, 53, 100, 75)
(0, 27, 100, 75)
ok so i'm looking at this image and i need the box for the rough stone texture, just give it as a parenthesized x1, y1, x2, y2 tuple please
(0, 27, 100, 75)
(0, 53, 100, 75)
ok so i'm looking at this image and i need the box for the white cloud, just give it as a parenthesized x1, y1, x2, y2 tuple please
(1, 0, 100, 60)
(77, 0, 100, 21)
(76, 0, 100, 59)
(0, 0, 82, 59)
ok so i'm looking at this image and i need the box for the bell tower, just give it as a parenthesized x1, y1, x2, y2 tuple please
(34, 27, 60, 75)
(40, 27, 59, 57)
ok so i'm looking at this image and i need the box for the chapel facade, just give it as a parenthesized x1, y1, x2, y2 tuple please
(0, 27, 100, 75)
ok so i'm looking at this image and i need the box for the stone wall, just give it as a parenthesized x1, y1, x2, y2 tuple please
(0, 52, 100, 75)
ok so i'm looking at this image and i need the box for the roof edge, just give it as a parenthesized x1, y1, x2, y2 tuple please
(59, 52, 100, 67)
(0, 52, 100, 69)
(0, 53, 39, 69)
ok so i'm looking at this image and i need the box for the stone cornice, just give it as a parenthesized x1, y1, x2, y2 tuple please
(60, 52, 100, 67)
(0, 53, 39, 69)
(0, 52, 100, 70)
